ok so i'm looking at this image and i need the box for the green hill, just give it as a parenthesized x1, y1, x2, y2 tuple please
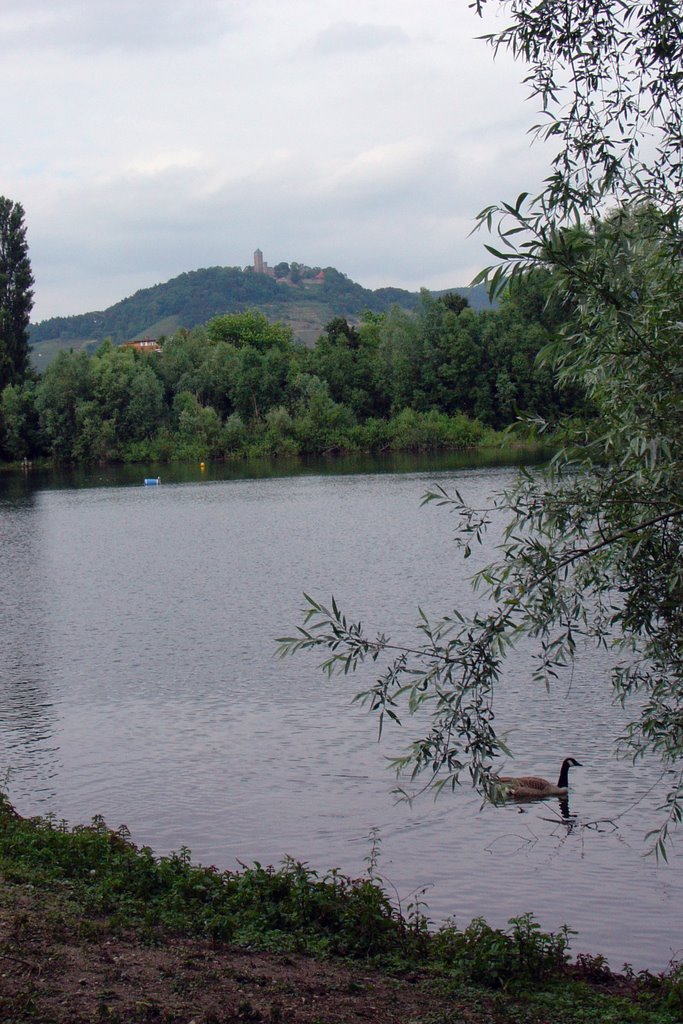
(28, 264, 492, 363)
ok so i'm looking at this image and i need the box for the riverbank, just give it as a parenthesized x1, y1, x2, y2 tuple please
(0, 437, 548, 477)
(1, 797, 680, 1024)
(0, 411, 524, 471)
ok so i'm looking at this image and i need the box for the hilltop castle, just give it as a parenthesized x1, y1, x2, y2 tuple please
(251, 250, 325, 286)
(253, 248, 275, 277)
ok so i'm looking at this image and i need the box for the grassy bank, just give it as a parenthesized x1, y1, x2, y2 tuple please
(0, 796, 681, 1023)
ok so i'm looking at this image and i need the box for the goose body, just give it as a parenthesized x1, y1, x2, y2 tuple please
(496, 757, 582, 800)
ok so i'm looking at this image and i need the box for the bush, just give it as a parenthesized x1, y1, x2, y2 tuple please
(387, 408, 484, 451)
(433, 913, 573, 989)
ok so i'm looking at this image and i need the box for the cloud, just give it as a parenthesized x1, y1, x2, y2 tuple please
(124, 150, 206, 178)
(321, 139, 434, 205)
(0, 0, 236, 53)
(311, 20, 409, 56)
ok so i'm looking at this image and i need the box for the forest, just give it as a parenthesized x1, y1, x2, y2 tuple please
(0, 275, 582, 465)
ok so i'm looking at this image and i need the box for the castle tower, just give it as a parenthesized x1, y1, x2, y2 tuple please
(254, 248, 264, 274)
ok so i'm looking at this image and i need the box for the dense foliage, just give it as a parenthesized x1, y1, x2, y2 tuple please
(0, 196, 34, 391)
(1, 287, 580, 465)
(279, 0, 683, 849)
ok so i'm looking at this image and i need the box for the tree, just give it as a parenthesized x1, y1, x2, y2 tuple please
(308, 317, 388, 420)
(279, 0, 683, 853)
(207, 309, 293, 353)
(439, 292, 469, 316)
(0, 197, 34, 390)
(0, 380, 40, 460)
(377, 307, 421, 413)
(35, 350, 92, 461)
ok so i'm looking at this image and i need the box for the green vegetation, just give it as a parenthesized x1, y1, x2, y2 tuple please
(1, 794, 681, 1023)
(1, 284, 580, 465)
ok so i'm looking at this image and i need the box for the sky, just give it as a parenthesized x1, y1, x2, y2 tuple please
(1, 0, 555, 323)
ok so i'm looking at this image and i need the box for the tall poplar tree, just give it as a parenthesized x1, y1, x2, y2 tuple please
(0, 197, 34, 390)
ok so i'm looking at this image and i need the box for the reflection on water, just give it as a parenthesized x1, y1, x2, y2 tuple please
(558, 795, 573, 823)
(0, 446, 552, 496)
(0, 495, 61, 799)
(0, 457, 681, 972)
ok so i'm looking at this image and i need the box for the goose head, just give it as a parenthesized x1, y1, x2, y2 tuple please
(557, 757, 583, 789)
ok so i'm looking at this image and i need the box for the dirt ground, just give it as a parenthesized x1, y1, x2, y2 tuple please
(0, 887, 466, 1024)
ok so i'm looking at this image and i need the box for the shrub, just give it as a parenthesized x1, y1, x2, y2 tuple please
(432, 913, 573, 989)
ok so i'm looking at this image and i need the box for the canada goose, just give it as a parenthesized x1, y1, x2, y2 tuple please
(496, 757, 583, 800)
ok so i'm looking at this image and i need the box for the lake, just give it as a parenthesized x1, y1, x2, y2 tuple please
(1, 453, 681, 971)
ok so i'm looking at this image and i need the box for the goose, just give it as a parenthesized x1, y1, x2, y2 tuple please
(496, 757, 582, 800)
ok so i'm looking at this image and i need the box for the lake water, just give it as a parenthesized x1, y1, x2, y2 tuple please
(1, 454, 681, 971)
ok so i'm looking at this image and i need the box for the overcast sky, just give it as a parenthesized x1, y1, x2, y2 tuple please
(1, 1, 554, 322)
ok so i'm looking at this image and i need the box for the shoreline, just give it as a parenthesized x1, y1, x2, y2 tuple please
(1, 796, 680, 1023)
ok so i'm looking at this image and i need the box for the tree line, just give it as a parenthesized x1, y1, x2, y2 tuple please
(1, 277, 581, 465)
